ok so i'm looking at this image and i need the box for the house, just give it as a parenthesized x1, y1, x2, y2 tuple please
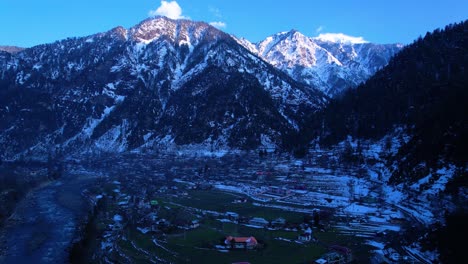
(315, 259, 327, 264)
(298, 226, 314, 242)
(150, 200, 159, 207)
(249, 217, 269, 227)
(267, 186, 291, 196)
(225, 236, 258, 250)
(298, 233, 312, 242)
(190, 220, 200, 229)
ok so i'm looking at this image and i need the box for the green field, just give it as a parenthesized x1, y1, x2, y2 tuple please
(123, 224, 328, 264)
(84, 187, 372, 263)
(168, 190, 306, 223)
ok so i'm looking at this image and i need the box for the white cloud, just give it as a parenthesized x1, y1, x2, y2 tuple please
(316, 26, 324, 33)
(314, 33, 368, 44)
(209, 21, 227, 29)
(149, 1, 186, 19)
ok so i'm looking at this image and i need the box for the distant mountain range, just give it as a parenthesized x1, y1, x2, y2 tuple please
(236, 31, 402, 97)
(0, 46, 24, 54)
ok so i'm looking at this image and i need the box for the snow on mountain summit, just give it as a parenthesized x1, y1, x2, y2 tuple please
(314, 33, 369, 44)
(254, 30, 342, 68)
(129, 16, 225, 46)
(237, 30, 402, 97)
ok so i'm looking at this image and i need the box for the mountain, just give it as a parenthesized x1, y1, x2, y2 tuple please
(0, 46, 24, 54)
(236, 31, 402, 97)
(0, 16, 327, 160)
(311, 22, 467, 263)
(320, 21, 468, 184)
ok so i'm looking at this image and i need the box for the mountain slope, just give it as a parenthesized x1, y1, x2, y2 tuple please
(320, 20, 468, 183)
(0, 17, 327, 159)
(237, 31, 402, 97)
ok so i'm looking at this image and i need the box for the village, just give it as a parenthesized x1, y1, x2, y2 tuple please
(68, 139, 433, 264)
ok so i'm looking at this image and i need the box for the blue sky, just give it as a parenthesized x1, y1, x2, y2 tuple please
(1, 0, 466, 47)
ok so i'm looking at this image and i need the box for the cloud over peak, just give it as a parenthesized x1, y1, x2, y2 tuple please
(209, 21, 227, 29)
(149, 1, 186, 20)
(314, 33, 368, 44)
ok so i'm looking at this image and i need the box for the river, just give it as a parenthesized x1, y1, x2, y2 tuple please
(0, 165, 99, 264)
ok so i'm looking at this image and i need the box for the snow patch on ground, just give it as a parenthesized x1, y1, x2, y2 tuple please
(137, 227, 150, 234)
(366, 240, 385, 249)
(343, 203, 377, 215)
(213, 184, 244, 194)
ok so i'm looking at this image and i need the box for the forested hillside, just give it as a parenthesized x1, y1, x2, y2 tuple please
(316, 21, 468, 184)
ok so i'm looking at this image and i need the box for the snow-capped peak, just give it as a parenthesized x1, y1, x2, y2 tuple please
(314, 33, 369, 44)
(128, 16, 224, 46)
(236, 30, 402, 97)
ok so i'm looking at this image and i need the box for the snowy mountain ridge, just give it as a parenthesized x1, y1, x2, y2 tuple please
(236, 31, 403, 97)
(0, 16, 326, 159)
(0, 46, 25, 54)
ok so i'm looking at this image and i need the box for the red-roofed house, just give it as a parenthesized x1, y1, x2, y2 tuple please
(225, 236, 258, 250)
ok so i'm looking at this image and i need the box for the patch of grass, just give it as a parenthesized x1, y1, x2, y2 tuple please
(169, 226, 222, 248)
(168, 190, 306, 222)
(232, 205, 305, 223)
(102, 189, 374, 263)
(170, 190, 239, 212)
(122, 223, 330, 264)
(116, 238, 154, 264)
(127, 230, 180, 263)
(162, 224, 327, 264)
(168, 231, 326, 264)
